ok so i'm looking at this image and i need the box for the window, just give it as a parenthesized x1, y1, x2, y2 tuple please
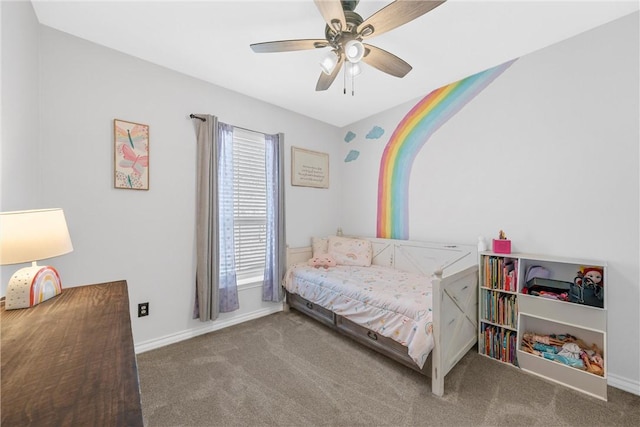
(232, 128, 267, 281)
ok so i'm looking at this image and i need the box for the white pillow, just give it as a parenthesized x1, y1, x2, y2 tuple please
(327, 236, 372, 267)
(311, 237, 329, 258)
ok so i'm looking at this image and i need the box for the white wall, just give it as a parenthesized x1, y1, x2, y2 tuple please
(3, 0, 638, 394)
(0, 0, 41, 286)
(339, 13, 639, 392)
(1, 0, 40, 212)
(24, 25, 342, 348)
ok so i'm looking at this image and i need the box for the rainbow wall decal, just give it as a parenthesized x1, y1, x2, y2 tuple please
(377, 60, 516, 239)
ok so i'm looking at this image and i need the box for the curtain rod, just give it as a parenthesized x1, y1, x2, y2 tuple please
(189, 114, 278, 136)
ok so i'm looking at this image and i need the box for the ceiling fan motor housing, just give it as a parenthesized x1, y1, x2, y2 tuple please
(325, 10, 364, 46)
(341, 0, 359, 12)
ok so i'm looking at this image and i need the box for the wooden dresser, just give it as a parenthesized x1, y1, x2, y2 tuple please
(1, 280, 143, 426)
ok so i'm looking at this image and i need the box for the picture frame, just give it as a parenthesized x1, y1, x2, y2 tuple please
(114, 119, 149, 190)
(291, 146, 329, 189)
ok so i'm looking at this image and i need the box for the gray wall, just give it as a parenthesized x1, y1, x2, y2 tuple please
(338, 13, 639, 393)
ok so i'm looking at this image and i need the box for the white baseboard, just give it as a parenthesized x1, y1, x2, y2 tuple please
(608, 373, 640, 396)
(135, 305, 283, 354)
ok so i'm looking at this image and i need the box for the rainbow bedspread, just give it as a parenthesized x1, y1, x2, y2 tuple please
(283, 264, 435, 368)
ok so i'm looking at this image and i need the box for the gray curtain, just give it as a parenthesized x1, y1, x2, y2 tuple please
(262, 133, 286, 302)
(193, 115, 239, 321)
(194, 115, 218, 321)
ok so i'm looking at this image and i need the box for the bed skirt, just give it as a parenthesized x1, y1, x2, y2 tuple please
(285, 290, 431, 376)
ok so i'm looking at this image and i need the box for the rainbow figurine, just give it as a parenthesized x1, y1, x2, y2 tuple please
(5, 265, 63, 310)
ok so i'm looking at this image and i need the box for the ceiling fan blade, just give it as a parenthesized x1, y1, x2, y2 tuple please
(316, 56, 344, 91)
(250, 39, 328, 53)
(314, 0, 347, 33)
(362, 44, 412, 78)
(357, 0, 446, 39)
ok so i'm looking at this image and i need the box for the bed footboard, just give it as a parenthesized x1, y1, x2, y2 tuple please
(430, 266, 478, 396)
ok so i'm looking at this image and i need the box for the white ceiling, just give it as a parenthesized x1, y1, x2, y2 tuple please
(31, 0, 639, 127)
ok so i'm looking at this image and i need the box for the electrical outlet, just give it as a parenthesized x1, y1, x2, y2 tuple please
(138, 302, 149, 317)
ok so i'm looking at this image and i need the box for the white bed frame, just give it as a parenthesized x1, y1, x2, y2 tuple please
(285, 237, 478, 397)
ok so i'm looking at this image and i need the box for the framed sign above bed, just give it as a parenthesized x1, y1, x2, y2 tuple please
(291, 146, 329, 189)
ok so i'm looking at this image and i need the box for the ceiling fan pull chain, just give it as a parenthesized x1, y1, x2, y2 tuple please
(343, 63, 347, 95)
(352, 72, 355, 96)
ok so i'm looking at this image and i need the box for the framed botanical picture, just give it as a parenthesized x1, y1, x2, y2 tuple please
(291, 146, 329, 189)
(114, 119, 149, 190)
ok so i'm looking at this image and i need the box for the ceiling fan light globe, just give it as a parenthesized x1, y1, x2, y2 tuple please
(344, 40, 365, 63)
(320, 50, 339, 75)
(347, 62, 362, 77)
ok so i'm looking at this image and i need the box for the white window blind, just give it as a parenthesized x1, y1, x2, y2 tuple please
(232, 128, 266, 281)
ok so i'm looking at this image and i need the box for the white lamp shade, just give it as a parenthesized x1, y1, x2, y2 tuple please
(0, 208, 73, 265)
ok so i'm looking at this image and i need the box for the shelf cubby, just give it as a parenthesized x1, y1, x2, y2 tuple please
(517, 313, 607, 400)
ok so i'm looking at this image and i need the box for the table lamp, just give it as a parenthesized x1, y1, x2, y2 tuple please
(0, 208, 73, 310)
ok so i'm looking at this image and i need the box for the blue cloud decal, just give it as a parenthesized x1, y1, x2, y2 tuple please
(366, 126, 384, 139)
(344, 131, 356, 143)
(344, 150, 360, 162)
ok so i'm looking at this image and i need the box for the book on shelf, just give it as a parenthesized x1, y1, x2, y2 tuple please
(483, 255, 518, 292)
(504, 258, 518, 291)
(482, 291, 518, 328)
(482, 324, 518, 365)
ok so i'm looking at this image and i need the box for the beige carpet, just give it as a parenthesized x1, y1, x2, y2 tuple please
(137, 311, 640, 426)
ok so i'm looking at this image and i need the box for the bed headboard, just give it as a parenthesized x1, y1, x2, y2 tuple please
(286, 236, 477, 278)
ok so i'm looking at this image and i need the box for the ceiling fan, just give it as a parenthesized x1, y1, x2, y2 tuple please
(250, 0, 446, 92)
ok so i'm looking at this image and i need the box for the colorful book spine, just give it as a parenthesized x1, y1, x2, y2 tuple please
(481, 324, 518, 365)
(482, 291, 518, 328)
(483, 256, 518, 292)
(481, 255, 519, 365)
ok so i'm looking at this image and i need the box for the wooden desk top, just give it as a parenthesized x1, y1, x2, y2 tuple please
(1, 280, 143, 426)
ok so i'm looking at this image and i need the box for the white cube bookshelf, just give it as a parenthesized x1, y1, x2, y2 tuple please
(478, 251, 607, 400)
